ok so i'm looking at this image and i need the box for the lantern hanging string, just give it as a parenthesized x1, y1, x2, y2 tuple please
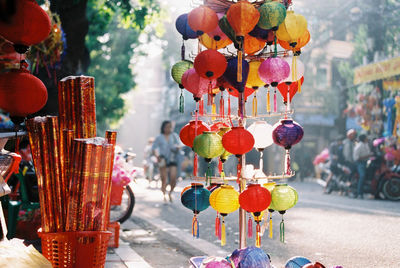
(219, 91, 225, 118)
(273, 88, 277, 113)
(193, 103, 199, 176)
(221, 216, 226, 246)
(285, 149, 292, 175)
(280, 214, 285, 243)
(269, 211, 273, 238)
(239, 91, 245, 120)
(252, 91, 258, 117)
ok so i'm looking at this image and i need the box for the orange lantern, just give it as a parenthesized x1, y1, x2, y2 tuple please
(188, 6, 219, 36)
(243, 35, 266, 55)
(226, 1, 260, 40)
(278, 29, 310, 55)
(199, 33, 232, 50)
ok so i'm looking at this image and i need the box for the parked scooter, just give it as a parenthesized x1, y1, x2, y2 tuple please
(325, 163, 352, 195)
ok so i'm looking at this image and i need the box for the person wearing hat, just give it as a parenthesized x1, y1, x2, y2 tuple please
(342, 129, 357, 176)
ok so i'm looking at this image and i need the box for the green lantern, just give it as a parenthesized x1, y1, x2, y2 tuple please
(257, 1, 286, 31)
(171, 60, 193, 88)
(269, 184, 298, 243)
(218, 15, 239, 49)
(193, 131, 224, 162)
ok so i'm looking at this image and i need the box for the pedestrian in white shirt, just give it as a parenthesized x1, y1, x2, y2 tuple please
(353, 134, 372, 199)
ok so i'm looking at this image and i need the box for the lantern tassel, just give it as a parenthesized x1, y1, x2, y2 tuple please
(252, 93, 258, 117)
(247, 216, 253, 238)
(237, 40, 243, 83)
(280, 215, 285, 243)
(274, 34, 278, 57)
(193, 154, 198, 176)
(218, 159, 223, 173)
(269, 214, 273, 239)
(206, 163, 213, 186)
(212, 102, 216, 121)
(256, 223, 261, 248)
(192, 215, 199, 238)
(215, 215, 220, 238)
(219, 92, 225, 117)
(273, 88, 277, 113)
(181, 40, 185, 60)
(285, 149, 292, 175)
(267, 88, 271, 113)
(221, 217, 226, 246)
(199, 99, 204, 115)
(179, 89, 184, 113)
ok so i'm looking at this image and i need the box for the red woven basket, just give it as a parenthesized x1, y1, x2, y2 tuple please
(110, 184, 124, 206)
(38, 230, 111, 268)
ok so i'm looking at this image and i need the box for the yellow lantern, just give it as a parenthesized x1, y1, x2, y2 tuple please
(276, 11, 307, 47)
(246, 61, 265, 90)
(209, 185, 239, 245)
(199, 33, 232, 50)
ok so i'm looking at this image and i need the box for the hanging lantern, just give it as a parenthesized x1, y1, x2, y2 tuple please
(222, 126, 255, 157)
(239, 184, 271, 247)
(194, 49, 227, 79)
(0, 68, 47, 117)
(217, 127, 232, 176)
(277, 76, 304, 103)
(227, 87, 255, 100)
(269, 184, 298, 242)
(207, 13, 229, 42)
(209, 184, 240, 246)
(175, 14, 198, 40)
(247, 121, 274, 150)
(188, 6, 219, 36)
(257, 1, 287, 31)
(276, 11, 308, 47)
(226, 0, 260, 41)
(282, 56, 305, 84)
(249, 26, 275, 45)
(218, 15, 239, 48)
(273, 119, 303, 175)
(199, 33, 232, 50)
(246, 61, 265, 90)
(0, 0, 51, 53)
(193, 131, 224, 163)
(179, 120, 210, 148)
(278, 29, 310, 55)
(182, 68, 217, 101)
(223, 57, 249, 93)
(181, 183, 211, 238)
(258, 57, 290, 113)
(171, 60, 193, 88)
(243, 35, 266, 55)
(210, 121, 230, 132)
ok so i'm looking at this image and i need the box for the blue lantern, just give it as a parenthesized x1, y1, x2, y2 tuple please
(175, 14, 198, 40)
(223, 57, 249, 93)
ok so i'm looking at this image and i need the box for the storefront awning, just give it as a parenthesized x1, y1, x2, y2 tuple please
(354, 56, 400, 85)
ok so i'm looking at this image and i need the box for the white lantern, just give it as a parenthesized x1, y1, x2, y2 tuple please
(247, 121, 274, 150)
(282, 56, 305, 83)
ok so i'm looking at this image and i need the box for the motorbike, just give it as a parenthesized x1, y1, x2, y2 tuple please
(325, 163, 352, 195)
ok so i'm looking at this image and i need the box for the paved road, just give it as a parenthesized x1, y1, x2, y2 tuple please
(123, 178, 400, 268)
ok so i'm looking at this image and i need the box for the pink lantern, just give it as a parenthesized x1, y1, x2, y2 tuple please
(182, 68, 217, 101)
(258, 57, 290, 87)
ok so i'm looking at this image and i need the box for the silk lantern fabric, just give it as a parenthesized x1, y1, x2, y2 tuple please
(193, 131, 224, 161)
(257, 1, 287, 31)
(188, 6, 218, 36)
(210, 121, 230, 132)
(194, 49, 227, 79)
(282, 57, 305, 83)
(223, 57, 249, 92)
(0, 69, 47, 116)
(277, 76, 304, 103)
(278, 29, 310, 54)
(209, 185, 239, 215)
(175, 13, 198, 40)
(222, 126, 255, 156)
(269, 184, 298, 212)
(276, 11, 308, 47)
(258, 57, 290, 87)
(182, 68, 217, 101)
(246, 61, 265, 89)
(227, 87, 255, 100)
(230, 247, 271, 268)
(171, 60, 193, 86)
(247, 121, 274, 149)
(218, 15, 239, 48)
(226, 0, 260, 39)
(239, 184, 271, 213)
(217, 127, 232, 161)
(249, 26, 275, 45)
(207, 13, 229, 41)
(199, 33, 232, 50)
(272, 119, 304, 149)
(179, 120, 210, 148)
(0, 0, 51, 53)
(243, 35, 266, 55)
(181, 183, 211, 213)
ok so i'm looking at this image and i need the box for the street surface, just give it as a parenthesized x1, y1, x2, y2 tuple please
(121, 178, 400, 268)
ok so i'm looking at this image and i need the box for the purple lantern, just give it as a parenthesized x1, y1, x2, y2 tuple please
(223, 57, 249, 92)
(230, 247, 271, 268)
(176, 14, 198, 40)
(272, 119, 303, 149)
(249, 25, 275, 45)
(258, 57, 290, 87)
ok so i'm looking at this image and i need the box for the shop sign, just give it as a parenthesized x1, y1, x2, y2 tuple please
(383, 79, 400, 91)
(354, 56, 400, 85)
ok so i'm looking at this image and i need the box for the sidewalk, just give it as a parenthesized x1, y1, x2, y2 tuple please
(106, 239, 153, 268)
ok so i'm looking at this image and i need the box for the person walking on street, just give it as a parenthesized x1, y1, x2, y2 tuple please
(353, 134, 372, 199)
(342, 129, 357, 174)
(152, 120, 182, 202)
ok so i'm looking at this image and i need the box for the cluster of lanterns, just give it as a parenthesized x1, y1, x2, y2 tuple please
(0, 0, 50, 124)
(172, 0, 309, 249)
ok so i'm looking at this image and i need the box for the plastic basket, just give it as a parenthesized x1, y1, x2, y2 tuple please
(38, 230, 111, 268)
(107, 221, 120, 248)
(110, 184, 124, 206)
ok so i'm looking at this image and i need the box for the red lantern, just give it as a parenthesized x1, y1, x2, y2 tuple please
(194, 49, 227, 79)
(181, 68, 217, 101)
(277, 76, 304, 103)
(227, 87, 255, 100)
(188, 6, 219, 36)
(0, 69, 48, 116)
(0, 0, 51, 53)
(222, 126, 255, 156)
(239, 184, 271, 214)
(210, 121, 230, 132)
(179, 120, 211, 148)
